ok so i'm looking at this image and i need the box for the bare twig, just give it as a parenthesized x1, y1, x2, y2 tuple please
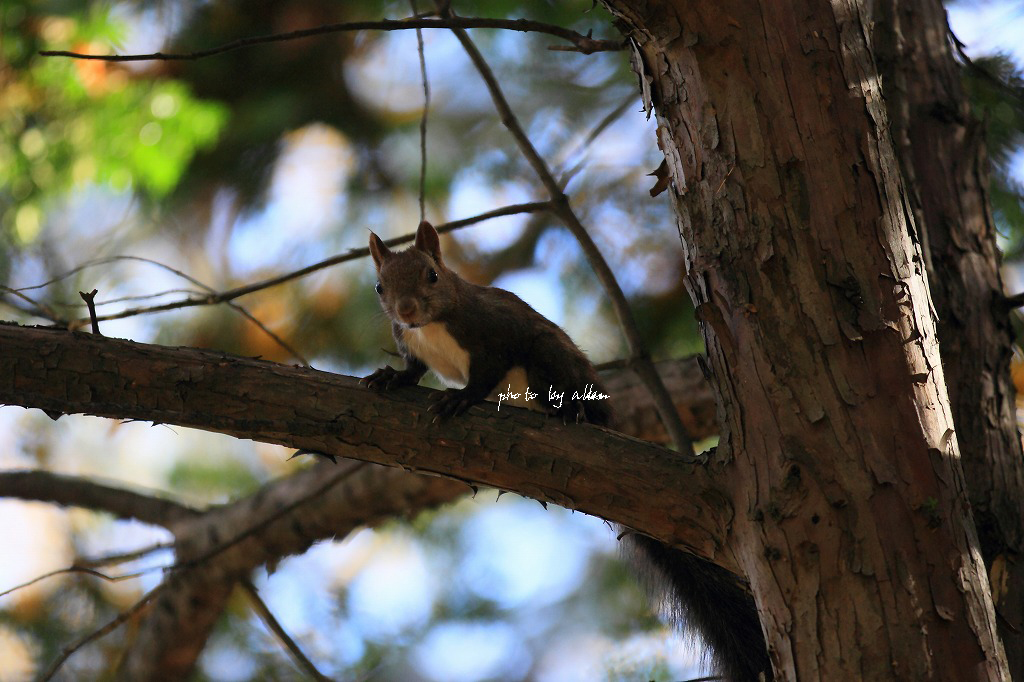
(53, 288, 208, 308)
(76, 541, 176, 568)
(38, 16, 622, 63)
(442, 12, 695, 456)
(557, 93, 637, 175)
(243, 580, 333, 681)
(0, 285, 66, 324)
(225, 300, 311, 365)
(90, 255, 309, 364)
(47, 203, 551, 327)
(39, 585, 162, 681)
(25, 253, 307, 363)
(412, 1, 430, 222)
(0, 565, 147, 600)
(78, 289, 102, 335)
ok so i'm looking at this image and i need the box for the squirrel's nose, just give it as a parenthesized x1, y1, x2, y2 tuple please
(396, 300, 418, 319)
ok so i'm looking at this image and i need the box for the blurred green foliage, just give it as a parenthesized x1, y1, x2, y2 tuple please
(0, 2, 226, 247)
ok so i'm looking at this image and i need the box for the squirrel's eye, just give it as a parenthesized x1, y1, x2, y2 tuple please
(428, 269, 438, 283)
(374, 281, 383, 295)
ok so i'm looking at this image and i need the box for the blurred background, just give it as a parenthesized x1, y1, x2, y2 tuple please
(0, 1, 1021, 680)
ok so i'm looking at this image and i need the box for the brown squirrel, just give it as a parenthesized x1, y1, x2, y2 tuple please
(362, 221, 610, 424)
(361, 221, 771, 682)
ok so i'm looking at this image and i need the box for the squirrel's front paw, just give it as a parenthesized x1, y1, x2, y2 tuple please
(429, 389, 479, 421)
(361, 365, 410, 391)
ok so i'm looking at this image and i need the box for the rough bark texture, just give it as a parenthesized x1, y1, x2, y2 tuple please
(0, 323, 731, 569)
(606, 0, 1009, 678)
(872, 0, 1024, 673)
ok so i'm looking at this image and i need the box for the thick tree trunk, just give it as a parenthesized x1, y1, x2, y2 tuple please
(872, 0, 1024, 673)
(606, 0, 1009, 678)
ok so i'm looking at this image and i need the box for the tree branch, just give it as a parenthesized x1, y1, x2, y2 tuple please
(38, 17, 623, 62)
(1, 327, 719, 678)
(242, 580, 333, 681)
(0, 323, 730, 565)
(0, 470, 198, 528)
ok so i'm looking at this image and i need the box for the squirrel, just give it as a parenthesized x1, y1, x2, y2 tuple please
(361, 220, 610, 424)
(362, 220, 771, 682)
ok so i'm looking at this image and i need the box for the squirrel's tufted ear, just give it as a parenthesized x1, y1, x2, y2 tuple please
(368, 232, 392, 270)
(414, 221, 444, 266)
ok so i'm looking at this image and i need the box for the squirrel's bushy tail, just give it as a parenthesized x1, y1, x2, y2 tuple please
(627, 535, 772, 682)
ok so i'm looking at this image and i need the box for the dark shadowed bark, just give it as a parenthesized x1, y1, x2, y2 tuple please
(605, 0, 1010, 678)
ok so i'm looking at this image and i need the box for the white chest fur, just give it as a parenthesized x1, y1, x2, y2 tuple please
(400, 324, 536, 410)
(402, 323, 470, 387)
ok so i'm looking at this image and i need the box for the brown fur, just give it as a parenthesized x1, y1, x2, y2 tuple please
(362, 221, 610, 424)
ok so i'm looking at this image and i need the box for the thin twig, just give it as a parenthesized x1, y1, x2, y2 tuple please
(243, 580, 333, 681)
(557, 93, 637, 175)
(38, 16, 622, 62)
(225, 300, 311, 365)
(0, 285, 65, 323)
(24, 253, 309, 363)
(0, 566, 147, 600)
(412, 1, 430, 223)
(39, 585, 163, 681)
(48, 203, 550, 327)
(79, 289, 102, 335)
(76, 541, 176, 568)
(52, 288, 208, 308)
(442, 10, 695, 456)
(93, 256, 309, 364)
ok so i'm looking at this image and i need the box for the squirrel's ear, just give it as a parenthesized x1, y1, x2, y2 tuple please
(368, 232, 391, 269)
(414, 221, 443, 266)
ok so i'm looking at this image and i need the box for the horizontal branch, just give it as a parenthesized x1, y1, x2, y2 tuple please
(0, 323, 731, 566)
(0, 470, 198, 528)
(122, 460, 464, 680)
(38, 17, 623, 63)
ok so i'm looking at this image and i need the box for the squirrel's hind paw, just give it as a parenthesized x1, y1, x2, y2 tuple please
(429, 389, 479, 421)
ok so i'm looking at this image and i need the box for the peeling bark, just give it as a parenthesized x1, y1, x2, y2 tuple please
(872, 0, 1024, 673)
(606, 0, 1009, 678)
